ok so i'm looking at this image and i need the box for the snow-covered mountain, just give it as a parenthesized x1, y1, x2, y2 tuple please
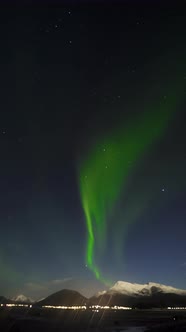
(11, 294, 34, 303)
(107, 281, 186, 297)
(90, 281, 186, 308)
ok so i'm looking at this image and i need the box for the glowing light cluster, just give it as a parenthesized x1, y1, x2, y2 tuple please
(112, 305, 132, 310)
(42, 305, 87, 310)
(90, 305, 132, 310)
(90, 305, 110, 309)
(167, 307, 186, 310)
(4, 304, 32, 308)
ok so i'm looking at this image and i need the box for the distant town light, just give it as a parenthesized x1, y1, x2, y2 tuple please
(5, 304, 29, 307)
(167, 307, 186, 310)
(42, 304, 132, 311)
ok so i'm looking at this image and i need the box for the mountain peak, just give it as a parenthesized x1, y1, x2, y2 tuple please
(11, 294, 34, 303)
(38, 288, 87, 306)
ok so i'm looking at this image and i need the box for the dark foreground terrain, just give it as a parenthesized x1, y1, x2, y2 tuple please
(0, 307, 186, 332)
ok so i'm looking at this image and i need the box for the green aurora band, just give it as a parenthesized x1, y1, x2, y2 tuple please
(78, 62, 185, 283)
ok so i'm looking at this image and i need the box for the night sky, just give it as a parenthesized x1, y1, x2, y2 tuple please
(0, 2, 186, 300)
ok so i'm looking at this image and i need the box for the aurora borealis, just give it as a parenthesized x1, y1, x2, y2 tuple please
(79, 105, 175, 282)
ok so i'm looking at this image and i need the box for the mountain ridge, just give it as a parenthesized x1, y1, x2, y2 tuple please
(1, 281, 186, 308)
(107, 281, 186, 297)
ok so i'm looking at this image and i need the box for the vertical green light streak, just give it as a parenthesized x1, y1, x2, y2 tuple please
(78, 69, 185, 282)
